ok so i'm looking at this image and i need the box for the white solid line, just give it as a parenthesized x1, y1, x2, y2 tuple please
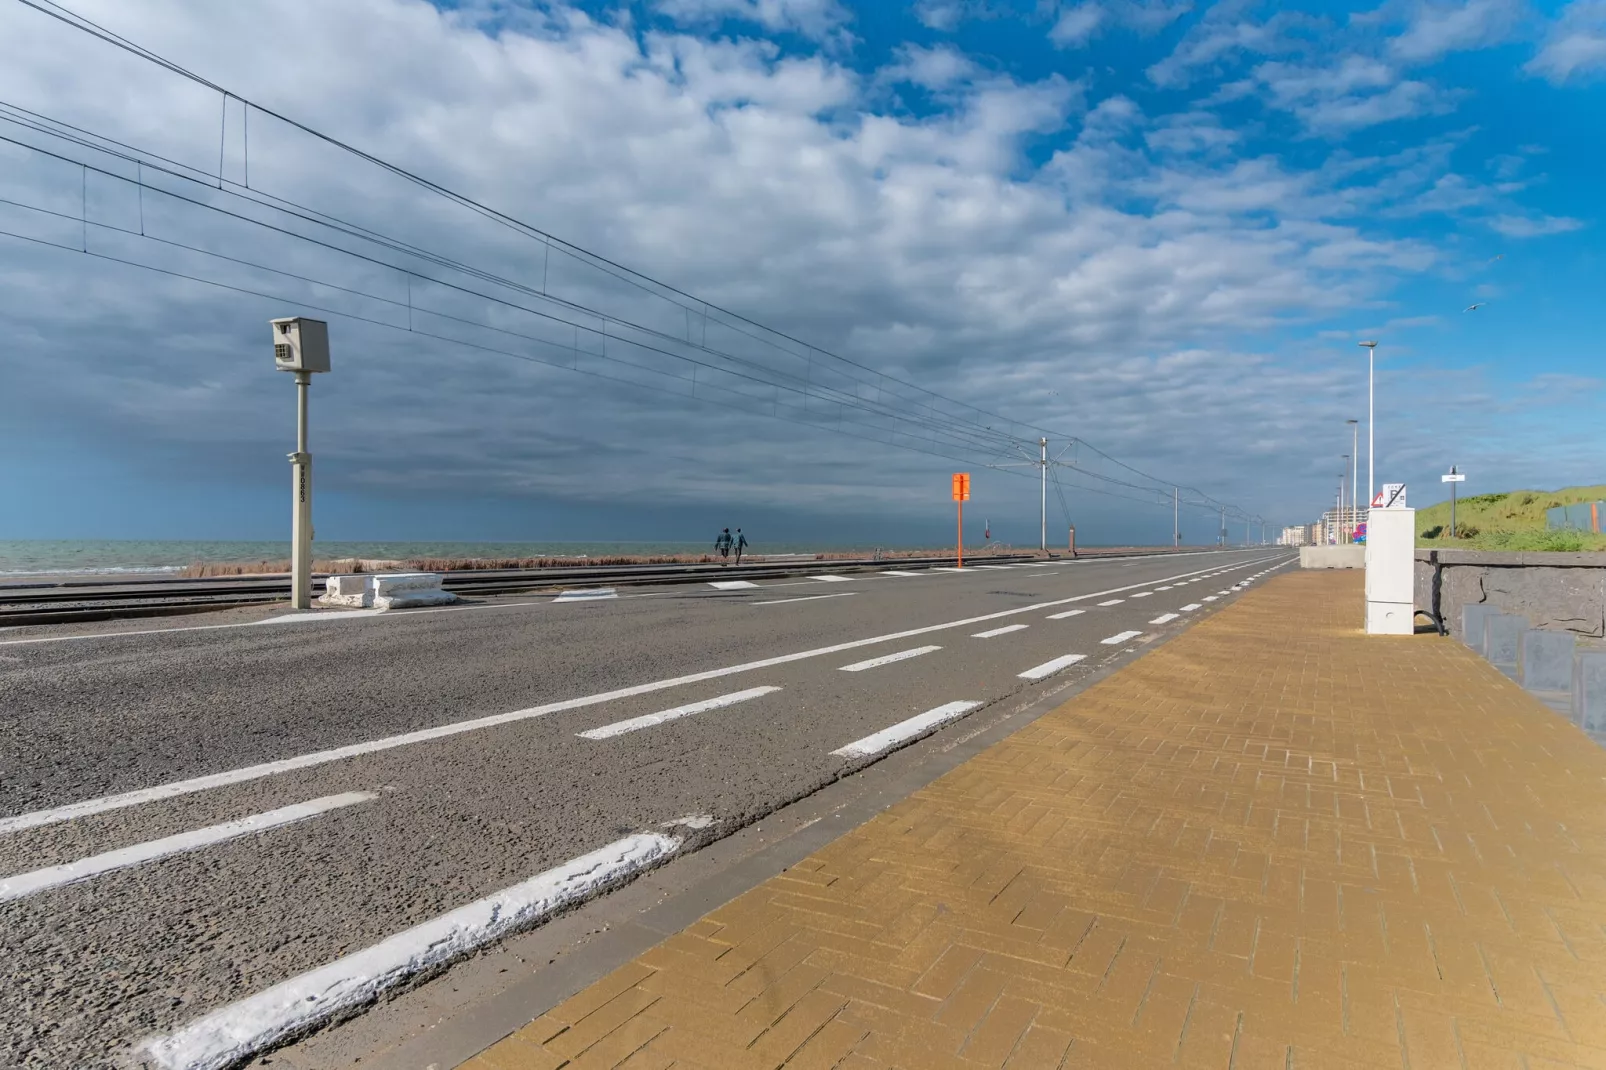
(577, 686, 780, 740)
(1131, 592, 1153, 598)
(974, 565, 1015, 570)
(751, 592, 857, 606)
(0, 792, 375, 904)
(1149, 613, 1180, 624)
(1017, 653, 1087, 681)
(0, 559, 1252, 836)
(708, 580, 760, 590)
(880, 570, 921, 577)
(141, 833, 677, 1070)
(1046, 609, 1085, 619)
(930, 567, 966, 572)
(1180, 603, 1202, 611)
(554, 588, 617, 601)
(1101, 631, 1143, 645)
(838, 646, 942, 672)
(831, 701, 982, 759)
(813, 575, 852, 582)
(972, 624, 1029, 639)
(1097, 599, 1124, 606)
(268, 610, 387, 623)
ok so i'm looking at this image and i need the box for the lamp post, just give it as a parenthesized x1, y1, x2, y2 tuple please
(1346, 418, 1359, 540)
(1341, 455, 1350, 542)
(1358, 341, 1377, 509)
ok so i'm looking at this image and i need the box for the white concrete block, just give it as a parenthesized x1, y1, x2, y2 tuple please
(1300, 546, 1365, 569)
(1365, 600, 1414, 635)
(370, 572, 459, 610)
(318, 574, 373, 608)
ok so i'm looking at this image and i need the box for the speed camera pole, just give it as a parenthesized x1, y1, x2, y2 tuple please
(272, 317, 331, 610)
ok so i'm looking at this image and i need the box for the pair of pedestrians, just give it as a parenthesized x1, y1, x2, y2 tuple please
(714, 527, 748, 565)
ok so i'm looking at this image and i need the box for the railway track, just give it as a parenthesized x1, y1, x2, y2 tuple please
(0, 548, 1197, 627)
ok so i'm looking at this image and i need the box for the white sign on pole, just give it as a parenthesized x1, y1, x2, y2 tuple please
(1377, 482, 1407, 508)
(1441, 473, 1466, 483)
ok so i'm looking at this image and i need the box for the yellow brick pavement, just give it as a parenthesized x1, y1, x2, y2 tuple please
(461, 571, 1606, 1069)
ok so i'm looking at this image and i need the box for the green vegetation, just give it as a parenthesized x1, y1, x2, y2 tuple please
(1416, 485, 1606, 551)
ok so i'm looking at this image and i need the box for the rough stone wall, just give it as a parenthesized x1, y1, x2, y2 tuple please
(1416, 551, 1606, 638)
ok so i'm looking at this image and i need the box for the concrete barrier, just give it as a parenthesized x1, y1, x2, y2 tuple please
(1300, 546, 1365, 569)
(1461, 604, 1496, 655)
(1483, 614, 1524, 676)
(1520, 629, 1576, 692)
(371, 573, 459, 610)
(1574, 652, 1606, 732)
(318, 575, 372, 608)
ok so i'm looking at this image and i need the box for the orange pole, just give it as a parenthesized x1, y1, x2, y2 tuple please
(957, 499, 964, 569)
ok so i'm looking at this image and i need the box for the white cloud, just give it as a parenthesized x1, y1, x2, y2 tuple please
(1147, 8, 1314, 88)
(1489, 213, 1586, 236)
(1050, 4, 1105, 47)
(654, 0, 853, 41)
(879, 43, 979, 90)
(1526, 0, 1606, 81)
(1253, 56, 1457, 132)
(0, 0, 1583, 530)
(1388, 0, 1527, 63)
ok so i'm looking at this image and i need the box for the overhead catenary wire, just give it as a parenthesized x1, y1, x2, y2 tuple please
(5, 0, 1258, 524)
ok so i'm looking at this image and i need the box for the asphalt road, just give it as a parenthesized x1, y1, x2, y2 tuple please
(0, 547, 1293, 1069)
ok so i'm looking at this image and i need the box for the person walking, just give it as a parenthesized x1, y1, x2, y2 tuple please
(714, 527, 733, 564)
(734, 528, 749, 565)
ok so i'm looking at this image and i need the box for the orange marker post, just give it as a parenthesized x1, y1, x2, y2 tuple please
(952, 472, 970, 568)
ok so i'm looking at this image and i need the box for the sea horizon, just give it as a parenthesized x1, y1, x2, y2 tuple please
(0, 537, 991, 577)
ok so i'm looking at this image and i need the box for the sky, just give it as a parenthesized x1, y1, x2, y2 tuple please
(0, 0, 1602, 547)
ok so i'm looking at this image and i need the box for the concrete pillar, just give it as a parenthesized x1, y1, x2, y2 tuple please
(1460, 604, 1496, 654)
(1573, 652, 1606, 732)
(1519, 629, 1575, 692)
(1483, 614, 1525, 677)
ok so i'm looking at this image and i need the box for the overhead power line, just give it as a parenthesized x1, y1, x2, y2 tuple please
(4, 0, 1258, 525)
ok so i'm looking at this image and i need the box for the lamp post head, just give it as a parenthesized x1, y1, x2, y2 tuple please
(1358, 340, 1378, 349)
(1346, 418, 1358, 425)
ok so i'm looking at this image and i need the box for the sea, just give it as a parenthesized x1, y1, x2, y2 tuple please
(0, 539, 877, 577)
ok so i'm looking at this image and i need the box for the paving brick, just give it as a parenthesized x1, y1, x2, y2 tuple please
(459, 572, 1606, 1070)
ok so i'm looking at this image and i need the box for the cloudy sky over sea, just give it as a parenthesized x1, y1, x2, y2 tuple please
(0, 0, 1600, 547)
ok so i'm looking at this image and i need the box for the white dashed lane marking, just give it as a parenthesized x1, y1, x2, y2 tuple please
(1097, 599, 1125, 607)
(1046, 609, 1085, 620)
(972, 624, 1029, 639)
(832, 701, 983, 759)
(1149, 613, 1179, 624)
(1101, 631, 1143, 645)
(838, 646, 942, 672)
(1017, 654, 1087, 681)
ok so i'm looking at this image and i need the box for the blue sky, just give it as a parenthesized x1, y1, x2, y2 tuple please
(0, 0, 1602, 547)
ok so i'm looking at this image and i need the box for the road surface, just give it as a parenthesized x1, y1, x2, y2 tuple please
(0, 547, 1292, 1069)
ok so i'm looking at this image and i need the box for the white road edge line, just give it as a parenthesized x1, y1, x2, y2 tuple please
(831, 701, 982, 759)
(1017, 653, 1087, 681)
(972, 624, 1029, 639)
(0, 792, 376, 904)
(751, 592, 857, 606)
(838, 646, 942, 672)
(1101, 631, 1143, 645)
(708, 580, 760, 590)
(139, 833, 678, 1070)
(554, 588, 617, 601)
(1149, 613, 1180, 624)
(577, 686, 781, 740)
(812, 575, 852, 583)
(0, 556, 1276, 836)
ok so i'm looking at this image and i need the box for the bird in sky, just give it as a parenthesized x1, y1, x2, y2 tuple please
(1489, 254, 1504, 262)
(1464, 303, 1485, 311)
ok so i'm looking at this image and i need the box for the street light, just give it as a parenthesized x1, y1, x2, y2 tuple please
(1345, 418, 1359, 540)
(1358, 341, 1377, 509)
(1341, 455, 1350, 542)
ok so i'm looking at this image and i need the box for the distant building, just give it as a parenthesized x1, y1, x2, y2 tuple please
(1278, 526, 1309, 546)
(1318, 507, 1364, 545)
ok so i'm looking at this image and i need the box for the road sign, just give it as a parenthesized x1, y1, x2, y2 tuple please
(1441, 473, 1466, 483)
(952, 472, 970, 502)
(1376, 482, 1407, 508)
